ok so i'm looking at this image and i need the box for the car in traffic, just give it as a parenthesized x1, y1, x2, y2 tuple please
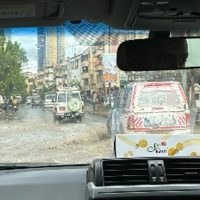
(107, 81, 190, 136)
(43, 94, 56, 109)
(25, 96, 32, 105)
(15, 95, 22, 104)
(1, 1, 200, 200)
(31, 96, 42, 107)
(0, 95, 4, 108)
(54, 88, 84, 122)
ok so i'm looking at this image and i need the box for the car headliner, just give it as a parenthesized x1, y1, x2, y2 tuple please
(0, 0, 200, 30)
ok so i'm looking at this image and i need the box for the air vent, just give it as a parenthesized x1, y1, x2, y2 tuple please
(165, 158, 200, 183)
(102, 159, 149, 186)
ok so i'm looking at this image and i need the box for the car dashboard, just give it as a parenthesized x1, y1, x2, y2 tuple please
(0, 166, 88, 200)
(1, 157, 200, 200)
(0, 0, 200, 199)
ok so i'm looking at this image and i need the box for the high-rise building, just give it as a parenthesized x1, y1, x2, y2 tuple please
(37, 27, 46, 71)
(46, 27, 57, 66)
(37, 26, 65, 71)
(57, 26, 65, 64)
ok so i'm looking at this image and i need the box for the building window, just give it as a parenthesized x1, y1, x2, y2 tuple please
(195, 93, 199, 100)
(83, 79, 89, 86)
(81, 54, 88, 62)
(82, 66, 89, 73)
(97, 71, 103, 82)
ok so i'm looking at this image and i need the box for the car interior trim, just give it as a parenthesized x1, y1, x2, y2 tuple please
(88, 182, 200, 199)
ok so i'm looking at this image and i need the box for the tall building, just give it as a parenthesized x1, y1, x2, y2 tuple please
(37, 27, 46, 71)
(57, 26, 65, 64)
(37, 26, 65, 71)
(46, 27, 57, 66)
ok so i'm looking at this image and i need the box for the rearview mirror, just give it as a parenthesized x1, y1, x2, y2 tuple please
(117, 38, 189, 71)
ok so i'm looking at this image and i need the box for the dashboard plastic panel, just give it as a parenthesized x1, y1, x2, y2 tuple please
(0, 166, 87, 200)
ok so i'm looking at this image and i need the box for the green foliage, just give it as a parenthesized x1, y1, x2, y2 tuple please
(70, 79, 80, 88)
(0, 31, 28, 97)
(39, 85, 53, 100)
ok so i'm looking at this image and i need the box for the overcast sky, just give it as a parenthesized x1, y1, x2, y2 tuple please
(11, 28, 38, 73)
(10, 27, 84, 74)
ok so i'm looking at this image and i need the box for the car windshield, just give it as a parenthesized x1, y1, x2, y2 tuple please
(137, 87, 182, 108)
(57, 93, 66, 102)
(46, 95, 55, 100)
(67, 92, 80, 100)
(1, 21, 200, 164)
(34, 96, 40, 100)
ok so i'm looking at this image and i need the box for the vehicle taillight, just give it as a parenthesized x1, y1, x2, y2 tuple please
(59, 107, 65, 111)
(127, 116, 134, 130)
(186, 112, 190, 127)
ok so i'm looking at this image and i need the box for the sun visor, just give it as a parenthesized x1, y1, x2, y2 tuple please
(125, 0, 200, 30)
(0, 1, 67, 27)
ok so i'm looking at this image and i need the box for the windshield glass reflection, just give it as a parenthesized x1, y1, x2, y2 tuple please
(0, 22, 200, 163)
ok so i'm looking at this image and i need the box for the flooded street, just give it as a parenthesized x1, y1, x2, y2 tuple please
(0, 105, 113, 164)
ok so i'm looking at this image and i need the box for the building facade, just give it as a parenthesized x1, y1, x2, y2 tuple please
(36, 28, 150, 94)
(37, 26, 65, 70)
(37, 27, 46, 71)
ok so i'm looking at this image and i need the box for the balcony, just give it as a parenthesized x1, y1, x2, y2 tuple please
(94, 49, 103, 57)
(82, 60, 89, 67)
(96, 82, 103, 89)
(93, 56, 102, 67)
(91, 83, 97, 90)
(95, 65, 103, 71)
(82, 73, 90, 79)
(82, 85, 90, 91)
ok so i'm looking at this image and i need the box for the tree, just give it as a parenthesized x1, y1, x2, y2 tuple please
(70, 79, 80, 88)
(0, 30, 28, 97)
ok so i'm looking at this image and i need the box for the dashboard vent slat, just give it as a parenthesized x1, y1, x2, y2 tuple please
(87, 158, 200, 187)
(165, 158, 200, 183)
(102, 159, 149, 186)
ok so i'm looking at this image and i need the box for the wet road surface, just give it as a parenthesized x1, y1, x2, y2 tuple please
(0, 105, 113, 164)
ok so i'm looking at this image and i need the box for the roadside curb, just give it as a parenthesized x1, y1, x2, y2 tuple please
(84, 104, 109, 117)
(85, 108, 109, 117)
(85, 110, 108, 117)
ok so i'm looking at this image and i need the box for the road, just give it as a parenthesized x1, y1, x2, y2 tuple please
(2, 105, 199, 164)
(0, 105, 113, 164)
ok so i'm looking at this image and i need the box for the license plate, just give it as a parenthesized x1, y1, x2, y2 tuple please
(144, 115, 176, 127)
(151, 131, 169, 134)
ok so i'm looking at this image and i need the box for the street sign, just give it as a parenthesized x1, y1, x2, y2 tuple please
(102, 54, 118, 82)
